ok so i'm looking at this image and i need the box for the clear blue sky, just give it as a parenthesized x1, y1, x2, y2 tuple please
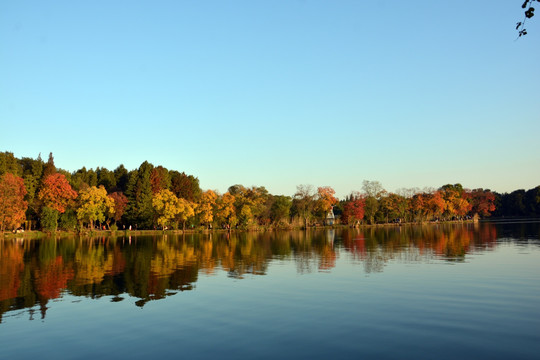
(1, 1, 539, 198)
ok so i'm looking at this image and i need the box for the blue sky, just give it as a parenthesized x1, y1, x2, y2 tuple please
(1, 1, 539, 198)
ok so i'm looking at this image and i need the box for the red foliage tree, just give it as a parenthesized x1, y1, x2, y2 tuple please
(109, 191, 128, 223)
(150, 166, 171, 194)
(468, 189, 496, 217)
(170, 170, 201, 201)
(342, 198, 365, 226)
(38, 173, 78, 213)
(0, 173, 28, 231)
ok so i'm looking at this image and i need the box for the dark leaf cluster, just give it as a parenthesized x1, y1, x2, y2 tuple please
(517, 0, 537, 37)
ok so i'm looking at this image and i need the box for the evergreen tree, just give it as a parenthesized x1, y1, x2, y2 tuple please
(113, 164, 130, 193)
(42, 152, 56, 178)
(125, 161, 155, 229)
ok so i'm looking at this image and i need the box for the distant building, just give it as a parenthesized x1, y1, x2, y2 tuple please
(325, 207, 335, 226)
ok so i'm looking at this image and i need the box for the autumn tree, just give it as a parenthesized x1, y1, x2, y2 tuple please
(411, 193, 426, 222)
(152, 189, 182, 229)
(108, 191, 128, 225)
(215, 192, 237, 228)
(150, 166, 171, 194)
(170, 170, 202, 202)
(0, 173, 28, 232)
(315, 186, 338, 219)
(426, 191, 445, 220)
(440, 184, 471, 219)
(197, 190, 217, 228)
(228, 185, 269, 228)
(247, 186, 269, 226)
(378, 191, 413, 223)
(176, 198, 196, 230)
(38, 173, 78, 214)
(77, 186, 115, 229)
(468, 189, 496, 217)
(342, 194, 365, 227)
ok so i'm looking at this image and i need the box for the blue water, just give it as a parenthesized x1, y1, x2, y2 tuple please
(1, 223, 539, 359)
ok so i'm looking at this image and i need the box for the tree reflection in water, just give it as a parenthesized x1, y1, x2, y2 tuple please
(0, 222, 529, 323)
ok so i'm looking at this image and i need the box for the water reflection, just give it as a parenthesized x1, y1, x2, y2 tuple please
(0, 222, 537, 322)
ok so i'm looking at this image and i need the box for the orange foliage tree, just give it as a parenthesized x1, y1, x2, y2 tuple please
(440, 184, 471, 219)
(0, 173, 28, 231)
(410, 193, 427, 221)
(38, 173, 78, 213)
(427, 191, 446, 220)
(316, 186, 338, 216)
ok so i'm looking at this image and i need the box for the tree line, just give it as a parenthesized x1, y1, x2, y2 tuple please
(0, 151, 539, 232)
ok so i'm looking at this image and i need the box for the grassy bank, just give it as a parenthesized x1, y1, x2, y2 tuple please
(1, 219, 479, 239)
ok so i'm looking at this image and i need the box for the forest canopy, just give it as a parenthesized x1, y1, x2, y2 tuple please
(0, 151, 538, 232)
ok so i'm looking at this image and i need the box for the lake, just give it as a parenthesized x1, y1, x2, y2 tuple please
(1, 222, 539, 359)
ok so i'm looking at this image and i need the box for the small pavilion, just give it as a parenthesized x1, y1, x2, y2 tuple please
(325, 207, 335, 226)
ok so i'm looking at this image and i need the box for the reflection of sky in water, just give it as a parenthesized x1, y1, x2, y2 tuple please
(1, 225, 540, 359)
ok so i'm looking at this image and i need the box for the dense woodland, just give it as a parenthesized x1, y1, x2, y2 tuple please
(0, 151, 539, 232)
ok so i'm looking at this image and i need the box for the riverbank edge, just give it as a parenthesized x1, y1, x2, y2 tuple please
(1, 220, 481, 239)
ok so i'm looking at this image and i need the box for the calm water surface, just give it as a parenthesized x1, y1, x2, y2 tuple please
(1, 222, 539, 359)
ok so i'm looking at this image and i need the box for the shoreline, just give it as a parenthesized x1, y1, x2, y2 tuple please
(0, 219, 485, 239)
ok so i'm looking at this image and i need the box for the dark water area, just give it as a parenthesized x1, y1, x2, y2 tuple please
(1, 222, 539, 359)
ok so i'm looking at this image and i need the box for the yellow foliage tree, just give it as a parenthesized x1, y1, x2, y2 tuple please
(228, 185, 268, 227)
(176, 198, 196, 230)
(216, 192, 236, 228)
(76, 186, 115, 229)
(153, 189, 182, 229)
(197, 190, 217, 228)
